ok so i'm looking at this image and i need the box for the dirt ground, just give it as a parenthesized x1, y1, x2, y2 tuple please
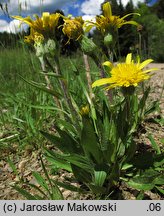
(0, 63, 163, 200)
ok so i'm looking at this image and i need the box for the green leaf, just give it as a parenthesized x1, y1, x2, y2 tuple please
(0, 134, 19, 143)
(56, 119, 78, 136)
(81, 116, 102, 164)
(153, 175, 164, 185)
(144, 101, 160, 116)
(63, 154, 94, 173)
(54, 180, 86, 193)
(153, 153, 164, 167)
(40, 72, 62, 78)
(121, 163, 133, 170)
(7, 158, 19, 177)
(38, 155, 63, 200)
(41, 130, 81, 154)
(100, 105, 116, 160)
(96, 112, 107, 151)
(139, 86, 150, 118)
(108, 162, 120, 187)
(45, 149, 93, 174)
(71, 164, 92, 183)
(51, 185, 64, 200)
(39, 155, 52, 187)
(20, 76, 61, 98)
(155, 186, 164, 195)
(128, 177, 155, 190)
(55, 127, 82, 153)
(12, 185, 38, 200)
(116, 105, 129, 142)
(45, 151, 72, 172)
(123, 139, 137, 163)
(30, 105, 70, 116)
(94, 171, 107, 187)
(89, 184, 106, 194)
(136, 190, 145, 200)
(68, 59, 79, 75)
(27, 183, 47, 198)
(128, 169, 161, 191)
(32, 172, 50, 193)
(148, 134, 161, 154)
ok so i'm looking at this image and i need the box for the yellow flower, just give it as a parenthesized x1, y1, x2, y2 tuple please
(80, 105, 90, 116)
(92, 53, 157, 89)
(24, 28, 44, 44)
(12, 12, 60, 36)
(85, 2, 140, 33)
(62, 16, 84, 43)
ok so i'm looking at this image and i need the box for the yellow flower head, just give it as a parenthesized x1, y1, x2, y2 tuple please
(85, 2, 140, 33)
(62, 16, 84, 42)
(12, 12, 60, 36)
(24, 28, 44, 44)
(80, 105, 90, 116)
(92, 53, 157, 89)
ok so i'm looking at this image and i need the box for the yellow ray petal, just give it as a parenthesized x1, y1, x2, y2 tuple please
(42, 12, 50, 28)
(122, 20, 139, 27)
(103, 2, 112, 18)
(50, 13, 60, 27)
(126, 53, 132, 64)
(139, 59, 153, 69)
(102, 61, 113, 68)
(84, 23, 95, 32)
(143, 68, 158, 73)
(12, 15, 33, 26)
(92, 78, 112, 88)
(121, 13, 140, 20)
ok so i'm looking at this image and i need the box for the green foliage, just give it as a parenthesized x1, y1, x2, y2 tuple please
(125, 136, 164, 196)
(9, 156, 63, 200)
(41, 82, 159, 196)
(1, 1, 163, 200)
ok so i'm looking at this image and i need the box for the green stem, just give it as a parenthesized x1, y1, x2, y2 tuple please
(91, 54, 113, 103)
(83, 53, 94, 100)
(116, 30, 121, 60)
(38, 56, 61, 109)
(54, 57, 80, 129)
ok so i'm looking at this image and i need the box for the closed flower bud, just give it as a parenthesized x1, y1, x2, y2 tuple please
(80, 35, 97, 55)
(44, 39, 58, 57)
(34, 43, 45, 58)
(104, 33, 113, 46)
(80, 105, 90, 116)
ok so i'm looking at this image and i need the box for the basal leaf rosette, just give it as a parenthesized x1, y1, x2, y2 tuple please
(85, 2, 140, 34)
(92, 53, 157, 91)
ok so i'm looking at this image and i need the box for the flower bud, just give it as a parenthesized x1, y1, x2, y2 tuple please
(44, 39, 59, 57)
(80, 35, 98, 55)
(104, 33, 113, 47)
(80, 105, 90, 116)
(34, 43, 45, 58)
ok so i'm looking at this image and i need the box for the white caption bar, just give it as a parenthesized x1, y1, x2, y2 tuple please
(0, 200, 163, 216)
